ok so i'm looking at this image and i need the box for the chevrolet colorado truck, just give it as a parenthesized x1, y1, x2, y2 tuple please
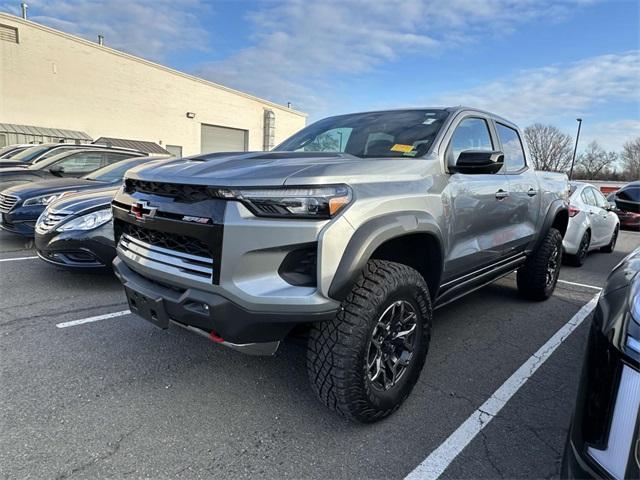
(112, 107, 569, 422)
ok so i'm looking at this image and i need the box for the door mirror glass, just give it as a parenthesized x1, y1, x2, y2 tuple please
(451, 150, 504, 175)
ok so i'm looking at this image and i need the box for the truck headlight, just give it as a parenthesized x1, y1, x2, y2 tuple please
(222, 185, 352, 219)
(23, 192, 71, 206)
(57, 209, 112, 231)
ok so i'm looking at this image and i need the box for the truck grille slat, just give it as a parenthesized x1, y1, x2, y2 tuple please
(125, 179, 211, 202)
(122, 223, 211, 258)
(119, 233, 213, 280)
(0, 194, 18, 213)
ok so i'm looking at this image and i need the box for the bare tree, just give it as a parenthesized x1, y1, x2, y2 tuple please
(621, 137, 640, 181)
(523, 124, 573, 172)
(574, 141, 617, 180)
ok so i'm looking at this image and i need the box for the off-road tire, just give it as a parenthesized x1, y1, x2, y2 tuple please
(600, 226, 618, 253)
(517, 227, 563, 301)
(566, 230, 590, 267)
(307, 260, 432, 423)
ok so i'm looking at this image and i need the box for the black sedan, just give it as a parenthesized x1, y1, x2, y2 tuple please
(0, 147, 144, 189)
(35, 186, 119, 268)
(562, 247, 640, 479)
(0, 155, 168, 236)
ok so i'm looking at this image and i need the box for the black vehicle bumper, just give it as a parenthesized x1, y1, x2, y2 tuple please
(113, 257, 337, 345)
(0, 206, 42, 236)
(35, 222, 115, 268)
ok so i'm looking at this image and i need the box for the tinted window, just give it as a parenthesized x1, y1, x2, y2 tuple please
(34, 146, 78, 163)
(581, 187, 597, 206)
(275, 110, 449, 158)
(86, 157, 149, 182)
(496, 123, 526, 172)
(104, 152, 133, 164)
(9, 145, 50, 162)
(448, 117, 493, 164)
(56, 152, 105, 173)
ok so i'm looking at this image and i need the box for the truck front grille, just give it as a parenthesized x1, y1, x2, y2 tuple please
(0, 194, 18, 213)
(125, 179, 211, 202)
(122, 223, 210, 258)
(119, 233, 213, 281)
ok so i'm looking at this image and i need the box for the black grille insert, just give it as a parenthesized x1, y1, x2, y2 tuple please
(125, 179, 212, 202)
(122, 223, 211, 259)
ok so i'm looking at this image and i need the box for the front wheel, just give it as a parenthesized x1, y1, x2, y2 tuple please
(306, 260, 432, 422)
(517, 228, 563, 301)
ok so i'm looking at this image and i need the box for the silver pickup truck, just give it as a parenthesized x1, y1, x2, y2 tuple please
(111, 107, 569, 422)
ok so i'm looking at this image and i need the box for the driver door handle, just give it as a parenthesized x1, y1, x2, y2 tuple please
(527, 188, 537, 197)
(495, 189, 509, 200)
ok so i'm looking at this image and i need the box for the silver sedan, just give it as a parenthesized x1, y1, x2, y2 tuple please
(563, 182, 620, 266)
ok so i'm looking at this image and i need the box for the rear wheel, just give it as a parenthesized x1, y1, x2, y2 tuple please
(600, 226, 618, 253)
(567, 230, 590, 266)
(306, 260, 432, 422)
(517, 228, 563, 301)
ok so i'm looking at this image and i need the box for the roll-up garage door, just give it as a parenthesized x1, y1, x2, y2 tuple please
(200, 124, 248, 154)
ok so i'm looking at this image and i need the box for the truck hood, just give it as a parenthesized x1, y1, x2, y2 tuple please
(125, 151, 432, 186)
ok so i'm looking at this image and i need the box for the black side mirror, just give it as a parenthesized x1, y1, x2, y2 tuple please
(49, 165, 65, 177)
(451, 150, 504, 175)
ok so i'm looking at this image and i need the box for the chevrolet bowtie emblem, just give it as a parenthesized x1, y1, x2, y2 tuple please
(130, 201, 157, 221)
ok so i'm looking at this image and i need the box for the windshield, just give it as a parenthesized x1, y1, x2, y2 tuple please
(9, 145, 51, 162)
(84, 157, 149, 182)
(275, 109, 449, 158)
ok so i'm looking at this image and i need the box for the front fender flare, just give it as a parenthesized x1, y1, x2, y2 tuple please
(328, 211, 444, 301)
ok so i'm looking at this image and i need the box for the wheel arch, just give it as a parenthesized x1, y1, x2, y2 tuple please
(328, 212, 444, 301)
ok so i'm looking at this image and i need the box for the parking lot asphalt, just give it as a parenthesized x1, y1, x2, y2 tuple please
(1, 230, 638, 479)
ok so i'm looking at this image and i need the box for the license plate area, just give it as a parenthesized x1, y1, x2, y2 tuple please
(125, 286, 170, 329)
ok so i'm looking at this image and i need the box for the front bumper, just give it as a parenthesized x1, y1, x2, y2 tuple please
(113, 257, 337, 346)
(35, 222, 115, 268)
(0, 204, 44, 236)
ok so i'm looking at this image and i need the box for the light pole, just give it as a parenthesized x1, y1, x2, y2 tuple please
(569, 118, 582, 180)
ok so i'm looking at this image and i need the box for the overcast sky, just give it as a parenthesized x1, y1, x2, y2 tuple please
(2, 0, 639, 152)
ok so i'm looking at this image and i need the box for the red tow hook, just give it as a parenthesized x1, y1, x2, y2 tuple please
(209, 331, 225, 343)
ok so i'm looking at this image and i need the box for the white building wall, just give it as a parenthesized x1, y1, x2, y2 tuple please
(0, 13, 306, 155)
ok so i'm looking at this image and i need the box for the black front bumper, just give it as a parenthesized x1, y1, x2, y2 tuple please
(113, 257, 336, 344)
(35, 222, 115, 268)
(0, 205, 42, 236)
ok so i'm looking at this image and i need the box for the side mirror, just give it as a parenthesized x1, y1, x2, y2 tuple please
(607, 202, 617, 211)
(49, 165, 65, 177)
(451, 150, 504, 175)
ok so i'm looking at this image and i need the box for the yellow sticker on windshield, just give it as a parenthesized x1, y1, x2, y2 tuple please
(390, 144, 414, 153)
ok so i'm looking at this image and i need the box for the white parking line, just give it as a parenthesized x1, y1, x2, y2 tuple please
(56, 310, 131, 328)
(405, 292, 600, 480)
(0, 255, 38, 262)
(557, 279, 602, 291)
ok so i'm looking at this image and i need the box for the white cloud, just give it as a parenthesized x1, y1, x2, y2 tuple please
(1, 0, 211, 62)
(434, 51, 640, 123)
(579, 119, 640, 153)
(196, 0, 595, 114)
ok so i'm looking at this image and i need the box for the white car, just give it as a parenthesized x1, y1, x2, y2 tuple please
(563, 182, 620, 266)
